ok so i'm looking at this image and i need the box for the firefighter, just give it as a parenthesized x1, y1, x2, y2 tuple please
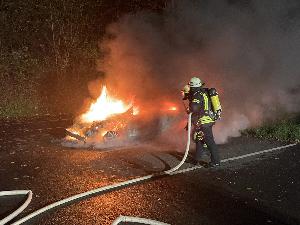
(182, 77, 222, 167)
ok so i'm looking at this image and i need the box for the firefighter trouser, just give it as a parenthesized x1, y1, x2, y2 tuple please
(194, 124, 220, 164)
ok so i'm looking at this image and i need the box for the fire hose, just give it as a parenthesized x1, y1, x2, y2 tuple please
(1, 113, 297, 225)
(0, 113, 192, 225)
(0, 191, 32, 225)
(112, 216, 170, 225)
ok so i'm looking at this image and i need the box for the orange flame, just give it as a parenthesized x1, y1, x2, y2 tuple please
(168, 106, 177, 111)
(80, 86, 131, 123)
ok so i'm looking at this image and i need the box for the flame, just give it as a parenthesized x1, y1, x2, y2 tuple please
(132, 106, 140, 115)
(161, 102, 178, 112)
(168, 106, 177, 111)
(80, 86, 131, 123)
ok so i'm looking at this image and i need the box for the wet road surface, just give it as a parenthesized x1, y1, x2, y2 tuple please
(0, 116, 299, 225)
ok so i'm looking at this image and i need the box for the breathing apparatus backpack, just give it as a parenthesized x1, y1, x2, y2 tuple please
(208, 88, 222, 120)
(186, 86, 222, 122)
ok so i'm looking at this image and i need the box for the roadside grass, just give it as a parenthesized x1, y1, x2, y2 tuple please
(243, 116, 300, 143)
(0, 98, 39, 118)
(0, 49, 42, 118)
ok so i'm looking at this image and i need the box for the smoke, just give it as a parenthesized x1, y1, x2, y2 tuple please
(98, 0, 300, 144)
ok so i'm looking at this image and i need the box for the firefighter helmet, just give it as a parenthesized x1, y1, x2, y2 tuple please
(189, 77, 203, 87)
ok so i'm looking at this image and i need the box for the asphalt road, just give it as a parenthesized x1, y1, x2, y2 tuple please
(0, 116, 299, 225)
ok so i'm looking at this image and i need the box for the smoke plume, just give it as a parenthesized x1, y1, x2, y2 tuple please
(98, 0, 300, 144)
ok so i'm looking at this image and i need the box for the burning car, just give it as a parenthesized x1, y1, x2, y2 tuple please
(64, 86, 180, 147)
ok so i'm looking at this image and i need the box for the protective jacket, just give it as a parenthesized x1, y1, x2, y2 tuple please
(188, 87, 215, 125)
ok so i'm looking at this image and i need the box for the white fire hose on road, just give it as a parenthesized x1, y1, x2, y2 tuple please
(112, 216, 170, 225)
(0, 113, 297, 225)
(0, 190, 32, 225)
(0, 113, 192, 225)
